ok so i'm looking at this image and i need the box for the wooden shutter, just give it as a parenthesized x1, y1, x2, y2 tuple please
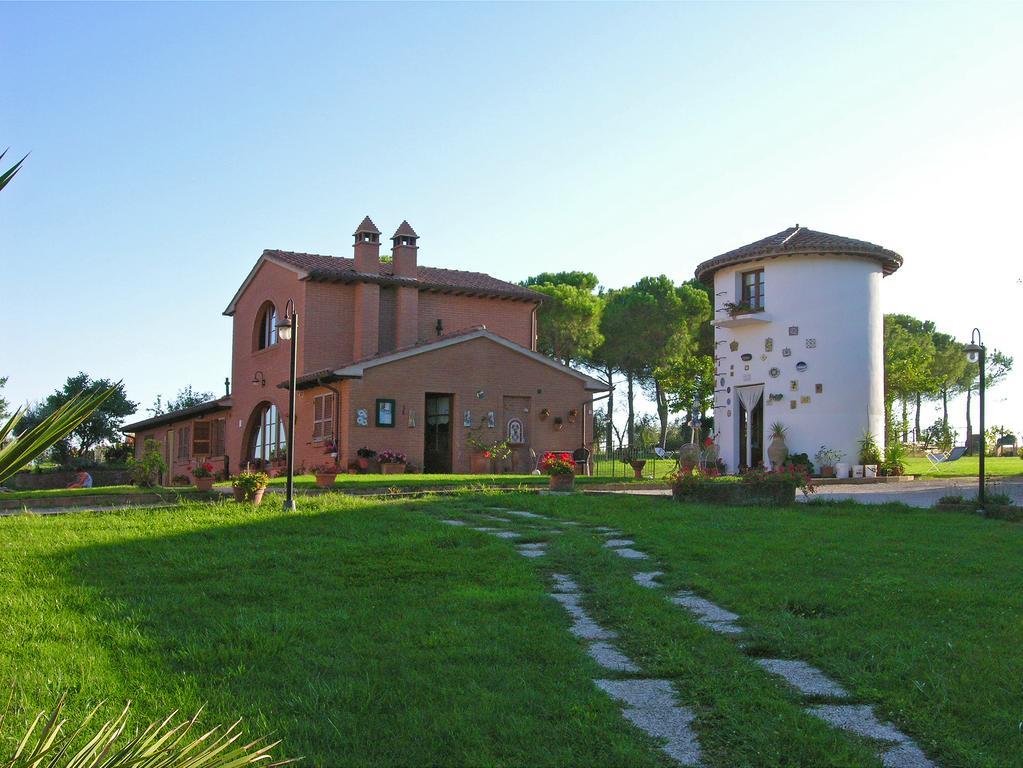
(192, 421, 211, 457)
(210, 419, 226, 457)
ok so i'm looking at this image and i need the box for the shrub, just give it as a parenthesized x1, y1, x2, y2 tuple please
(129, 438, 166, 487)
(377, 450, 407, 465)
(858, 431, 882, 465)
(782, 452, 814, 476)
(356, 446, 377, 459)
(881, 442, 907, 476)
(743, 464, 815, 496)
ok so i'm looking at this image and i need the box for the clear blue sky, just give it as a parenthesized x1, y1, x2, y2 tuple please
(3, 2, 1021, 437)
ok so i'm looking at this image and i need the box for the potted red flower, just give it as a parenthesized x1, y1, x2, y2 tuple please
(192, 460, 215, 491)
(312, 463, 339, 488)
(377, 450, 407, 475)
(540, 451, 575, 491)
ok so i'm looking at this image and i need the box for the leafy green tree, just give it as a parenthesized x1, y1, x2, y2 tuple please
(524, 278, 604, 366)
(958, 349, 1013, 451)
(148, 384, 217, 417)
(0, 376, 8, 421)
(884, 315, 935, 442)
(523, 271, 599, 292)
(929, 332, 968, 433)
(24, 373, 137, 463)
(599, 276, 711, 449)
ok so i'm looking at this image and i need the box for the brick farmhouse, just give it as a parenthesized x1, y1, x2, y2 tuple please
(122, 217, 608, 480)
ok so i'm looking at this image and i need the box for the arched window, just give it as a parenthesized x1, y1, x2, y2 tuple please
(247, 402, 287, 465)
(256, 303, 278, 350)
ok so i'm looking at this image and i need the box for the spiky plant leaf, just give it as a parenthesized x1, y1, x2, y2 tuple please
(0, 149, 27, 192)
(0, 384, 122, 484)
(0, 694, 295, 768)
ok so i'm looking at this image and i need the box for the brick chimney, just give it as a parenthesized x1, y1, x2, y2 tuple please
(391, 221, 420, 348)
(352, 216, 381, 359)
(353, 216, 381, 273)
(390, 220, 419, 278)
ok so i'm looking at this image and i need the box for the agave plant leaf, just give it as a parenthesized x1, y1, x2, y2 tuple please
(0, 384, 122, 485)
(0, 693, 295, 768)
(0, 149, 27, 192)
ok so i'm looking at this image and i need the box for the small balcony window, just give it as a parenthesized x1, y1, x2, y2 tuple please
(740, 269, 765, 311)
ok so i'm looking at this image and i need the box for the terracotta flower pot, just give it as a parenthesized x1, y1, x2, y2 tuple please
(249, 488, 265, 505)
(194, 477, 214, 492)
(233, 486, 266, 504)
(549, 473, 574, 492)
(357, 457, 370, 470)
(380, 463, 405, 475)
(232, 486, 246, 502)
(315, 473, 337, 488)
(629, 460, 646, 479)
(821, 466, 836, 478)
(469, 452, 492, 475)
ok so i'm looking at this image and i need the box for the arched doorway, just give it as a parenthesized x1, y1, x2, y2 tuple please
(244, 401, 287, 469)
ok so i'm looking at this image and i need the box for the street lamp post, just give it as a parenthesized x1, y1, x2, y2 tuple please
(277, 299, 298, 513)
(964, 328, 985, 509)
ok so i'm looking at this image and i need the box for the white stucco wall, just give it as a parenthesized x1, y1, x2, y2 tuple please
(712, 254, 886, 472)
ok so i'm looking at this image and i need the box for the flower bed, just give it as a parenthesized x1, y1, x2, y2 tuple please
(671, 464, 812, 506)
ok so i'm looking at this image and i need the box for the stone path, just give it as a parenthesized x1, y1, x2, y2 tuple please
(438, 506, 939, 768)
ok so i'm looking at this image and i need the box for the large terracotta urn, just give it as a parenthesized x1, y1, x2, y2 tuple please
(767, 435, 789, 468)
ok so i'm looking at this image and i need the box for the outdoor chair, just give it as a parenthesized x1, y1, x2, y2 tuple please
(925, 445, 967, 467)
(572, 447, 591, 476)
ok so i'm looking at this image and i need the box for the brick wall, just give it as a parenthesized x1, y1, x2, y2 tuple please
(417, 292, 535, 349)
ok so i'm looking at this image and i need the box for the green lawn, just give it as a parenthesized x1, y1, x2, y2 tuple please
(486, 493, 1023, 767)
(904, 454, 1022, 478)
(0, 484, 205, 501)
(254, 472, 659, 491)
(2, 493, 1020, 766)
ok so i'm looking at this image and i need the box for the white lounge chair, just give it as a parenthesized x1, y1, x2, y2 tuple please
(925, 445, 967, 467)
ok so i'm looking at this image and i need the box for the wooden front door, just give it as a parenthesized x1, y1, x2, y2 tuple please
(424, 394, 453, 473)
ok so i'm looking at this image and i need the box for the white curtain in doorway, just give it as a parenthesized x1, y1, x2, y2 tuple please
(736, 385, 763, 468)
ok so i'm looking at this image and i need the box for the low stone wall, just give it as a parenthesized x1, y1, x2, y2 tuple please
(6, 469, 132, 490)
(672, 481, 796, 506)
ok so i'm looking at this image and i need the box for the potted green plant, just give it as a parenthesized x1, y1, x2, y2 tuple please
(231, 471, 269, 504)
(312, 463, 339, 488)
(813, 446, 844, 478)
(540, 451, 575, 491)
(467, 428, 512, 474)
(192, 460, 216, 491)
(767, 422, 789, 467)
(377, 450, 407, 475)
(858, 431, 882, 477)
(881, 442, 907, 476)
(355, 447, 376, 471)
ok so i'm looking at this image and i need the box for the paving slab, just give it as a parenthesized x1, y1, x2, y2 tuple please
(880, 741, 938, 768)
(439, 519, 466, 526)
(755, 659, 849, 698)
(568, 616, 619, 641)
(594, 527, 621, 534)
(551, 573, 580, 593)
(604, 538, 636, 548)
(671, 592, 740, 623)
(701, 619, 744, 635)
(516, 547, 546, 558)
(517, 542, 546, 550)
(612, 548, 650, 560)
(595, 679, 701, 766)
(489, 530, 521, 539)
(808, 704, 909, 744)
(632, 571, 664, 589)
(587, 641, 640, 672)
(501, 509, 547, 519)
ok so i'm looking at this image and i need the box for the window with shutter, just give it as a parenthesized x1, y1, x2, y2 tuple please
(192, 421, 211, 457)
(313, 393, 334, 442)
(210, 419, 226, 457)
(177, 426, 191, 460)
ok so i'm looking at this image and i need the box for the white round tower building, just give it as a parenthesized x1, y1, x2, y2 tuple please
(694, 227, 903, 473)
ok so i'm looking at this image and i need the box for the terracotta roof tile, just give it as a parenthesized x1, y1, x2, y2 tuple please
(694, 226, 903, 281)
(263, 249, 543, 301)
